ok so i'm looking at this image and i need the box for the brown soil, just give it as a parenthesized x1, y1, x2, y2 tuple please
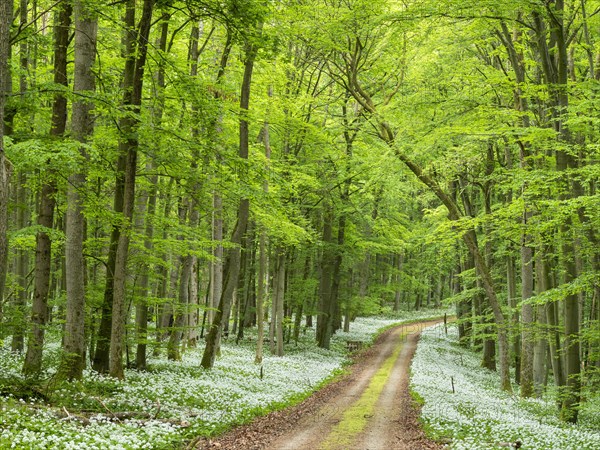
(190, 320, 445, 450)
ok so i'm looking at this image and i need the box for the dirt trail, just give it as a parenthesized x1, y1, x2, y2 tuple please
(195, 320, 444, 450)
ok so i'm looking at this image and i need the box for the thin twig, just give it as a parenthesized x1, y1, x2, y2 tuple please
(153, 399, 161, 420)
(94, 397, 120, 423)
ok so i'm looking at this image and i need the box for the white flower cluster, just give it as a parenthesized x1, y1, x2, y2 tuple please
(410, 324, 600, 450)
(1, 309, 448, 448)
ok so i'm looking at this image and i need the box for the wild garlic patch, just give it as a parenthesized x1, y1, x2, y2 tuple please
(0, 310, 447, 449)
(411, 324, 600, 450)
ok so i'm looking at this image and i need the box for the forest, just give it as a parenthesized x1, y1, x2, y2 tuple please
(0, 0, 599, 448)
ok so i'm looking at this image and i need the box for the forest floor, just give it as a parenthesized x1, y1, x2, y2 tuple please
(192, 320, 444, 450)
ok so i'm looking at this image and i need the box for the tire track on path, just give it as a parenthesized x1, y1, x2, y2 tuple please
(196, 319, 444, 450)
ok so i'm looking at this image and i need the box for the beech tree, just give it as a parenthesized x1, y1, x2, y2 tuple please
(59, 0, 98, 381)
(0, 0, 13, 325)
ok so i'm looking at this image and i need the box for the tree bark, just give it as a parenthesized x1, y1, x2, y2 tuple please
(109, 0, 153, 379)
(532, 1, 581, 421)
(520, 235, 535, 397)
(135, 11, 170, 370)
(0, 0, 12, 314)
(210, 192, 223, 327)
(207, 32, 233, 329)
(0, 0, 14, 335)
(393, 253, 402, 311)
(533, 252, 548, 397)
(58, 0, 97, 381)
(274, 252, 285, 356)
(201, 27, 260, 369)
(317, 206, 334, 348)
(24, 0, 72, 376)
(12, 174, 28, 353)
(168, 196, 198, 361)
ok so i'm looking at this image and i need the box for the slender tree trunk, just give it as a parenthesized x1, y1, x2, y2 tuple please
(343, 270, 351, 333)
(329, 213, 346, 337)
(275, 252, 285, 356)
(294, 255, 310, 341)
(109, 0, 153, 379)
(453, 260, 468, 343)
(269, 256, 277, 353)
(12, 175, 28, 353)
(533, 252, 548, 397)
(187, 260, 200, 347)
(58, 0, 97, 380)
(393, 253, 403, 311)
(168, 194, 199, 360)
(133, 166, 154, 369)
(255, 230, 267, 362)
(542, 250, 565, 397)
(255, 114, 270, 362)
(240, 227, 256, 335)
(201, 28, 259, 369)
(317, 206, 334, 348)
(153, 177, 174, 354)
(532, 2, 580, 421)
(135, 12, 169, 370)
(1, 4, 17, 332)
(0, 0, 13, 313)
(234, 227, 249, 340)
(520, 240, 535, 397)
(207, 32, 232, 329)
(23, 0, 72, 376)
(210, 193, 223, 327)
(520, 208, 535, 397)
(134, 190, 151, 370)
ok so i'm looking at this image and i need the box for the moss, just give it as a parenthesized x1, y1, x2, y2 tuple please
(319, 331, 406, 450)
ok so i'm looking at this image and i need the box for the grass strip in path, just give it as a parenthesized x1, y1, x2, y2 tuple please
(318, 328, 407, 450)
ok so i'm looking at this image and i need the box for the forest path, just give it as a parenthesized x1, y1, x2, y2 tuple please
(195, 319, 444, 450)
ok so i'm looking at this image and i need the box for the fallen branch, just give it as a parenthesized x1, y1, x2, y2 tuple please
(93, 397, 120, 423)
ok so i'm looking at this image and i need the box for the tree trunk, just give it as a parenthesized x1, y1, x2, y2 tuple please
(12, 174, 28, 353)
(274, 252, 285, 356)
(393, 253, 403, 311)
(109, 0, 153, 379)
(317, 206, 334, 348)
(235, 225, 252, 341)
(187, 260, 200, 348)
(293, 254, 310, 341)
(23, 0, 72, 376)
(135, 12, 169, 370)
(153, 177, 174, 354)
(0, 0, 13, 314)
(210, 192, 223, 327)
(58, 0, 97, 380)
(133, 166, 154, 369)
(520, 210, 535, 397)
(201, 27, 259, 369)
(531, 2, 581, 421)
(506, 251, 521, 384)
(254, 90, 272, 365)
(533, 253, 548, 397)
(168, 194, 198, 360)
(343, 270, 351, 333)
(206, 32, 232, 330)
(255, 227, 267, 363)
